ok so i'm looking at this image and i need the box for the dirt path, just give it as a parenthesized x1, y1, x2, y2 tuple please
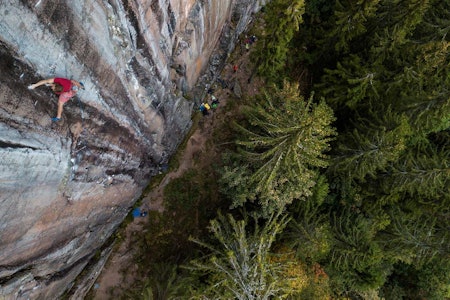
(91, 43, 262, 299)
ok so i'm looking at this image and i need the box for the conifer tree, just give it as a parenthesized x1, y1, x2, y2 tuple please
(187, 213, 302, 299)
(384, 208, 450, 266)
(284, 175, 332, 261)
(370, 0, 430, 62)
(221, 81, 336, 216)
(328, 110, 412, 182)
(286, 0, 450, 295)
(318, 54, 381, 109)
(417, 0, 450, 41)
(329, 0, 380, 53)
(316, 0, 450, 133)
(254, 0, 305, 82)
(415, 258, 450, 299)
(380, 259, 450, 300)
(139, 263, 197, 300)
(379, 146, 450, 203)
(327, 208, 391, 292)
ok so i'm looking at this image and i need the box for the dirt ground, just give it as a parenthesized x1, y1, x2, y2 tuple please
(91, 42, 263, 299)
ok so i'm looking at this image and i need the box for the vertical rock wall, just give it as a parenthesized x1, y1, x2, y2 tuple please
(0, 0, 265, 298)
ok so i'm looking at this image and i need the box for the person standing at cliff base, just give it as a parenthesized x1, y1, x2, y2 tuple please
(28, 77, 84, 121)
(211, 95, 219, 109)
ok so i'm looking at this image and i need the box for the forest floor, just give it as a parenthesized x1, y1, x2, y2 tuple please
(91, 40, 264, 300)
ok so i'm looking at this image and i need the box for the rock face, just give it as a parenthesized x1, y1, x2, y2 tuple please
(0, 0, 264, 298)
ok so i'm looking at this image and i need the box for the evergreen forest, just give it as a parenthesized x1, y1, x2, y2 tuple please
(128, 1, 450, 299)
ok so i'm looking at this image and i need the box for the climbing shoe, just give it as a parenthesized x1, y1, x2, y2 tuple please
(51, 117, 61, 122)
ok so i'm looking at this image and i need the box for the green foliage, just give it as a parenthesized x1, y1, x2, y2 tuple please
(129, 165, 224, 296)
(379, 146, 450, 202)
(386, 39, 450, 136)
(317, 54, 381, 109)
(314, 0, 450, 137)
(295, 275, 332, 300)
(254, 0, 306, 82)
(220, 81, 336, 216)
(418, 1, 450, 41)
(328, 110, 412, 182)
(331, 210, 383, 284)
(138, 263, 200, 300)
(218, 0, 450, 294)
(187, 212, 296, 299)
(284, 175, 332, 261)
(381, 260, 450, 300)
(385, 208, 449, 266)
(164, 166, 222, 228)
(292, 2, 450, 294)
(219, 159, 256, 209)
(370, 0, 431, 61)
(304, 0, 334, 23)
(327, 209, 391, 292)
(141, 286, 154, 300)
(144, 263, 179, 300)
(415, 258, 450, 300)
(330, 0, 380, 53)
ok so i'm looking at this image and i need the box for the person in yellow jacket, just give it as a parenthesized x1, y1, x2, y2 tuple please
(200, 102, 211, 116)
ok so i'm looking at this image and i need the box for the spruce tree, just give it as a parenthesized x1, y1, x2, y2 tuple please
(187, 213, 302, 299)
(378, 146, 450, 203)
(214, 0, 450, 296)
(327, 208, 391, 292)
(384, 208, 449, 266)
(221, 81, 336, 216)
(329, 0, 380, 53)
(318, 54, 382, 109)
(254, 0, 306, 82)
(290, 0, 450, 295)
(284, 175, 332, 261)
(328, 110, 412, 182)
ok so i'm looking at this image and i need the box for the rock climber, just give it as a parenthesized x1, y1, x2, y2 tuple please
(28, 77, 84, 121)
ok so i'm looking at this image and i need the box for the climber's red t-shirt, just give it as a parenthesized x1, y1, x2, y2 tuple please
(54, 78, 72, 94)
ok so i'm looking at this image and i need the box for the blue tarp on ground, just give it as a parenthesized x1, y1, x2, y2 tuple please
(132, 207, 148, 218)
(132, 208, 142, 218)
